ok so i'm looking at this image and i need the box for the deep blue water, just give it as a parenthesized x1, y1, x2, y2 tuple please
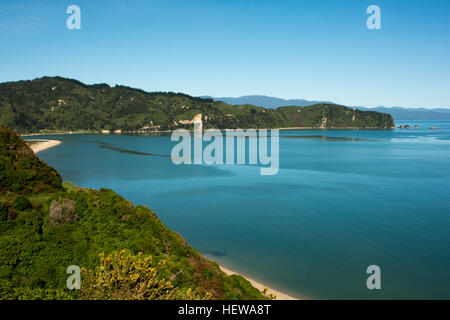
(29, 120, 450, 299)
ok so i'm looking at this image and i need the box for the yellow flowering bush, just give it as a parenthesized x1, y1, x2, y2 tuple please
(262, 287, 277, 300)
(81, 250, 211, 300)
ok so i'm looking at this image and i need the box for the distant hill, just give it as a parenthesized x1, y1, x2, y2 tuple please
(356, 106, 450, 120)
(204, 95, 450, 120)
(0, 77, 394, 133)
(200, 95, 333, 109)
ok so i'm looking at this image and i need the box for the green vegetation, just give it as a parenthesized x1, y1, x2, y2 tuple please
(80, 250, 211, 300)
(0, 77, 394, 133)
(12, 195, 32, 211)
(0, 127, 265, 300)
(0, 125, 63, 194)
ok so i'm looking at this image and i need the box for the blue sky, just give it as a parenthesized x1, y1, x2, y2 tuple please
(0, 0, 449, 108)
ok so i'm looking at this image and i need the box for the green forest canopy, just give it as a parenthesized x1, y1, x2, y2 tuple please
(0, 77, 395, 133)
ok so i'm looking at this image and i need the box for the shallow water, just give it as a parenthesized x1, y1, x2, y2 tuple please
(31, 120, 450, 299)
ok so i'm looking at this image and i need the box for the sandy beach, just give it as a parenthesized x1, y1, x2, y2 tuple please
(28, 139, 62, 153)
(219, 266, 300, 300)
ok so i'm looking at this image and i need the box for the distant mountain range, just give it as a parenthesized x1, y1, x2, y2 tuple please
(356, 106, 450, 121)
(202, 95, 450, 120)
(201, 95, 334, 109)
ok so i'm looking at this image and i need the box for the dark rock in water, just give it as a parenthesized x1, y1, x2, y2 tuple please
(414, 125, 419, 128)
(399, 124, 410, 129)
(282, 135, 375, 142)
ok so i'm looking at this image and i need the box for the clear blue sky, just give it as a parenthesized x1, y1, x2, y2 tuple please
(1, 0, 449, 108)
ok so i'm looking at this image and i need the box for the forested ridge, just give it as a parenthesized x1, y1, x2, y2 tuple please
(0, 77, 395, 133)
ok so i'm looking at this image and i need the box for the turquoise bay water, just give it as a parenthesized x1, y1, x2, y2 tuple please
(30, 120, 450, 299)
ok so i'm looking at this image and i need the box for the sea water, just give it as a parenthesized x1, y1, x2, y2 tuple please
(32, 120, 450, 299)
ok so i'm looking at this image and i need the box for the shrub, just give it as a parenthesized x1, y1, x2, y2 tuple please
(48, 198, 77, 226)
(81, 250, 211, 300)
(12, 196, 32, 211)
(262, 287, 277, 300)
(0, 202, 9, 221)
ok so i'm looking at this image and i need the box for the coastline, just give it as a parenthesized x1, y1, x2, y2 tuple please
(28, 139, 62, 153)
(19, 125, 395, 137)
(22, 133, 299, 299)
(219, 265, 300, 300)
(22, 135, 299, 300)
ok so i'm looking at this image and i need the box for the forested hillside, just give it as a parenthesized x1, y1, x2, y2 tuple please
(0, 77, 394, 133)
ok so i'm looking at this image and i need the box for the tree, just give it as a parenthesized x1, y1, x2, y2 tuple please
(13, 195, 32, 211)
